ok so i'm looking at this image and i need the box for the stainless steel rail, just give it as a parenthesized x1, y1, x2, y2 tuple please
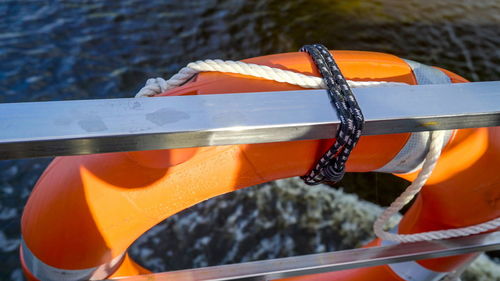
(1, 81, 499, 159)
(2, 82, 498, 279)
(110, 231, 500, 281)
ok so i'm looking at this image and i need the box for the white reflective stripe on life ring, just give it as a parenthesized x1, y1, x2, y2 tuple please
(404, 59, 451, 85)
(381, 229, 446, 281)
(21, 239, 125, 281)
(386, 260, 446, 281)
(375, 130, 453, 174)
(376, 59, 453, 174)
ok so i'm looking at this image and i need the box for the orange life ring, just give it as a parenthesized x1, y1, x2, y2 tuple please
(20, 51, 499, 280)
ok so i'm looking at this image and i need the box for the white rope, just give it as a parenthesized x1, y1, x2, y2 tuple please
(135, 59, 406, 97)
(373, 130, 500, 243)
(135, 58, 500, 244)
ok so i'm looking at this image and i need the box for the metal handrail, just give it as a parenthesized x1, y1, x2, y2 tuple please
(109, 232, 500, 281)
(1, 81, 499, 159)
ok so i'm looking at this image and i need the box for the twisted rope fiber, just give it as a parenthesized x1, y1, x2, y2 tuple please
(373, 130, 500, 243)
(299, 44, 364, 184)
(134, 49, 499, 244)
(135, 60, 406, 98)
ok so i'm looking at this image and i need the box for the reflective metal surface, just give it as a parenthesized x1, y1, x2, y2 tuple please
(0, 81, 499, 159)
(110, 232, 500, 281)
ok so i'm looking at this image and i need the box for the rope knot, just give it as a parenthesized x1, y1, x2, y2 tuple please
(135, 77, 168, 98)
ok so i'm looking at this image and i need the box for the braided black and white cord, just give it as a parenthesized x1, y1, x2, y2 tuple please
(300, 44, 364, 185)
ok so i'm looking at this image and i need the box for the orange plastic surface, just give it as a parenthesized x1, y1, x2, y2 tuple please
(109, 254, 151, 278)
(20, 51, 497, 280)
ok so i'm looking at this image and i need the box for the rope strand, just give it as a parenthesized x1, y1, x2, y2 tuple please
(135, 59, 406, 97)
(373, 130, 500, 243)
(299, 44, 364, 184)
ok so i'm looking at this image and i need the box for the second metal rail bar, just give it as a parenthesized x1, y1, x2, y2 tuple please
(109, 231, 500, 281)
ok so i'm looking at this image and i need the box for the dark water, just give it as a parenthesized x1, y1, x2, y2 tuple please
(1, 1, 499, 280)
